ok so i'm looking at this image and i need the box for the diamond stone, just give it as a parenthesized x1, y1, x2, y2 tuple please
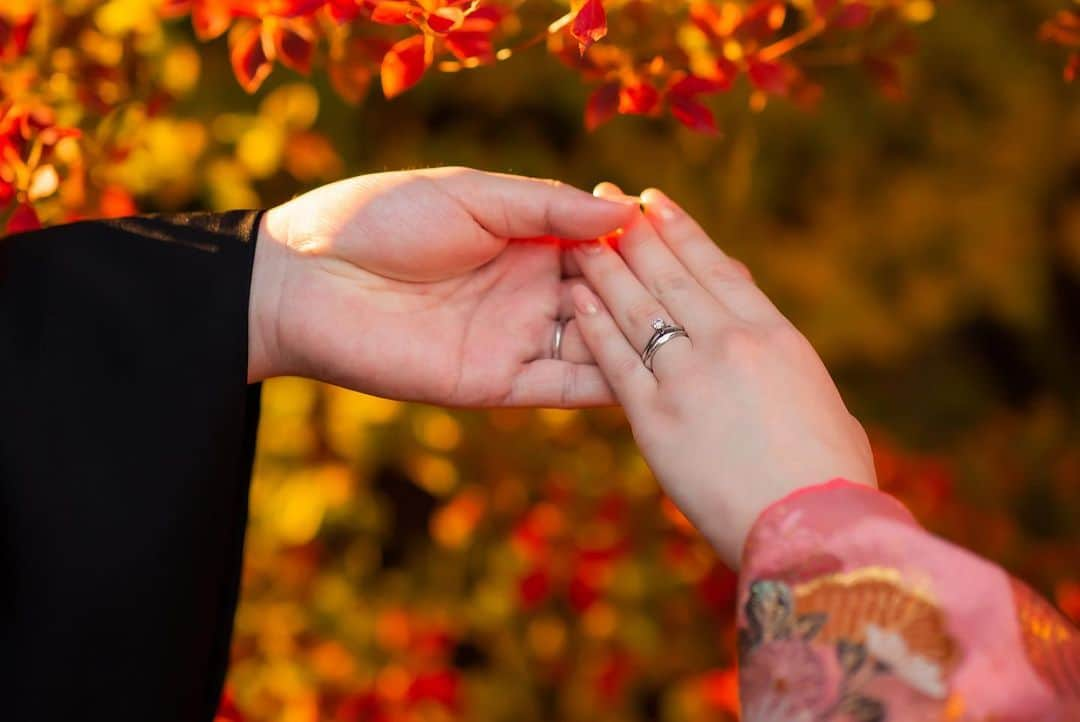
(652, 318, 665, 330)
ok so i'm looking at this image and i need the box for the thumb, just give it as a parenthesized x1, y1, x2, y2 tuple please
(430, 167, 639, 241)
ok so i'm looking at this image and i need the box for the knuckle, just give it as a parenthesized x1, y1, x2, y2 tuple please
(538, 177, 565, 192)
(625, 299, 665, 327)
(612, 354, 643, 382)
(650, 271, 692, 300)
(766, 322, 809, 352)
(435, 165, 472, 181)
(706, 260, 748, 287)
(730, 258, 755, 282)
(560, 363, 579, 407)
(718, 326, 764, 362)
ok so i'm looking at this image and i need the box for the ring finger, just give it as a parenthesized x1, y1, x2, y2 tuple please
(570, 240, 693, 377)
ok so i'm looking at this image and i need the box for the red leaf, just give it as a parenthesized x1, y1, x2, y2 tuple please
(6, 202, 40, 235)
(0, 179, 13, 206)
(272, 22, 315, 73)
(371, 1, 417, 25)
(326, 0, 362, 21)
(444, 31, 493, 62)
(464, 5, 506, 28)
(230, 23, 274, 93)
(407, 670, 460, 710)
(584, 81, 619, 131)
(1067, 52, 1080, 83)
(518, 567, 550, 608)
(0, 14, 35, 61)
(669, 74, 726, 97)
(863, 56, 904, 101)
(734, 0, 785, 40)
(618, 80, 659, 115)
(571, 0, 607, 55)
(832, 1, 872, 29)
(668, 93, 717, 133)
(568, 572, 600, 612)
(712, 57, 740, 90)
(380, 34, 428, 98)
(747, 56, 787, 94)
(426, 7, 464, 34)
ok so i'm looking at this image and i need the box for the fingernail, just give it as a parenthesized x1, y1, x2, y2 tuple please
(641, 188, 677, 220)
(574, 239, 605, 255)
(571, 285, 600, 315)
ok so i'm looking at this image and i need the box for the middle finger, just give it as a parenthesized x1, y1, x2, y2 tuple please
(593, 183, 721, 329)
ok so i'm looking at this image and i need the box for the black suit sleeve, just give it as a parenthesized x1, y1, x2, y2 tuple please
(0, 212, 264, 721)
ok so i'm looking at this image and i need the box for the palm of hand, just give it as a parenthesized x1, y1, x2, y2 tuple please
(267, 170, 613, 407)
(288, 239, 564, 406)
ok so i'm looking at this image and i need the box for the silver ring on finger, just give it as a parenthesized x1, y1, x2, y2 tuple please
(642, 318, 689, 372)
(552, 318, 567, 360)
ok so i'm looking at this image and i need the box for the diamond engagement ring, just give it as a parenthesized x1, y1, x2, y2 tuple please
(641, 318, 689, 372)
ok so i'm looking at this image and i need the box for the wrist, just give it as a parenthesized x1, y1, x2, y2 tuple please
(247, 205, 292, 383)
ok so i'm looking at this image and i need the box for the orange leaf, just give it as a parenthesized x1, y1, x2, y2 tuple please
(6, 202, 40, 235)
(668, 93, 717, 133)
(617, 80, 659, 115)
(571, 0, 607, 55)
(371, 1, 417, 25)
(263, 0, 328, 16)
(192, 0, 233, 40)
(584, 81, 619, 131)
(100, 185, 137, 218)
(158, 0, 193, 18)
(381, 34, 429, 99)
(698, 668, 739, 713)
(329, 38, 377, 103)
(230, 23, 274, 93)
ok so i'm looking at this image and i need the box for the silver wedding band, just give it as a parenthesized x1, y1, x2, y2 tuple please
(552, 318, 567, 360)
(642, 318, 689, 372)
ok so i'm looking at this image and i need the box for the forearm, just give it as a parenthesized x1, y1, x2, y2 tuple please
(1, 212, 264, 720)
(737, 479, 1080, 721)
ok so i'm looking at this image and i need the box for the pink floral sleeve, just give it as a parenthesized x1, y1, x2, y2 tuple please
(736, 479, 1080, 722)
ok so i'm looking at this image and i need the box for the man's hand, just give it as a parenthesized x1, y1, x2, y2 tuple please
(247, 167, 638, 407)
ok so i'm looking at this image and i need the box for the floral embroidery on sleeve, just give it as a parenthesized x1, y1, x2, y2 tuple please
(1010, 577, 1080, 707)
(738, 567, 959, 722)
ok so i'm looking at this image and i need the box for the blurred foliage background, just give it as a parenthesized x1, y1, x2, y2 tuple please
(5, 1, 1080, 721)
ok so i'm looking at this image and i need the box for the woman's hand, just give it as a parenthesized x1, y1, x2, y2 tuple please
(248, 167, 637, 406)
(570, 184, 877, 568)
